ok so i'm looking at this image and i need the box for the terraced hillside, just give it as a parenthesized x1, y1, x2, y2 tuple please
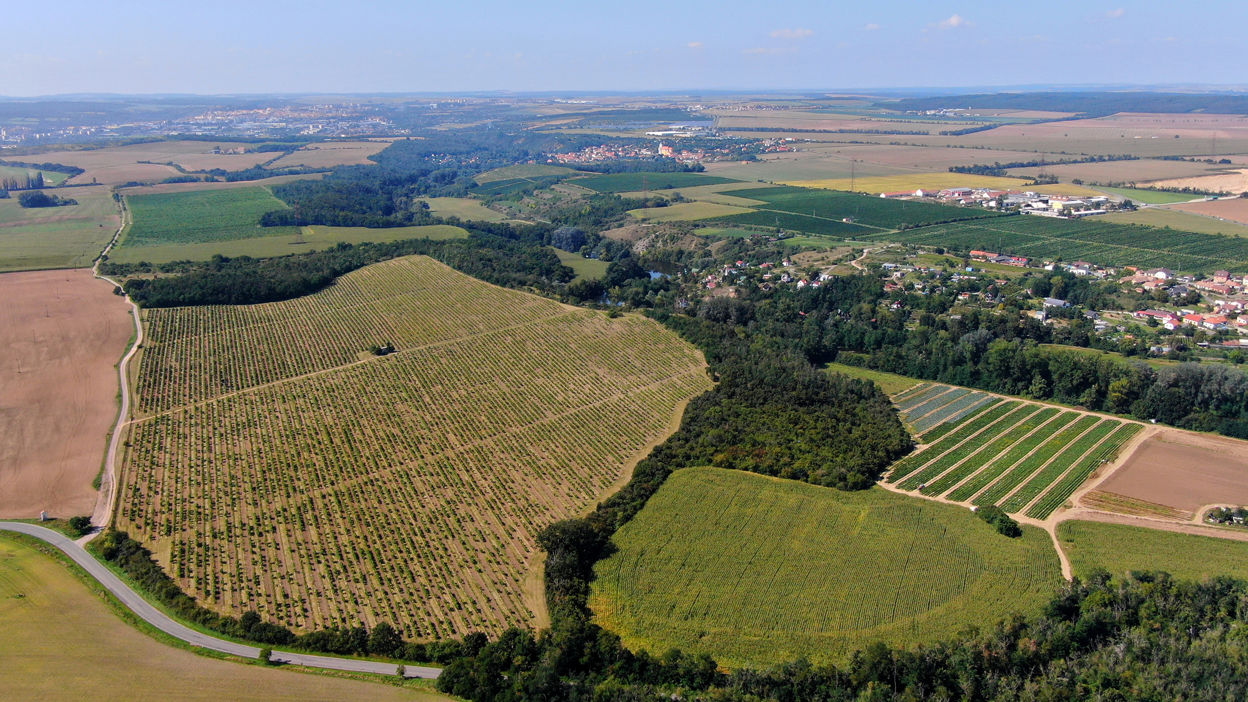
(119, 256, 712, 639)
(887, 384, 1142, 520)
(589, 467, 1062, 667)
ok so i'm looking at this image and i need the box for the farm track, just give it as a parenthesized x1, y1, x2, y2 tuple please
(88, 195, 139, 533)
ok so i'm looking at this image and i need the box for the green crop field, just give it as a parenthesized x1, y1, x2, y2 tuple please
(550, 247, 609, 281)
(0, 535, 442, 701)
(1059, 521, 1248, 581)
(824, 362, 921, 395)
(589, 467, 1062, 667)
(573, 172, 737, 193)
(419, 197, 508, 222)
(121, 186, 297, 247)
(1101, 207, 1248, 237)
(0, 184, 120, 271)
(864, 214, 1248, 273)
(0, 164, 71, 185)
(1091, 186, 1203, 205)
(474, 164, 578, 183)
(106, 224, 467, 264)
(121, 255, 712, 640)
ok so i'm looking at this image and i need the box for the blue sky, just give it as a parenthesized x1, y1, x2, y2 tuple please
(5, 0, 1244, 96)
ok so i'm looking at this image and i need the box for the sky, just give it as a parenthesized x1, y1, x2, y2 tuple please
(4, 0, 1245, 96)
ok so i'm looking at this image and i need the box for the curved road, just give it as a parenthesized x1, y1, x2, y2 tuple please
(7, 199, 439, 681)
(0, 522, 440, 679)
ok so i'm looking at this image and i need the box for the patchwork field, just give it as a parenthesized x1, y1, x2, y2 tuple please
(265, 140, 391, 169)
(0, 185, 120, 271)
(120, 256, 712, 639)
(1058, 520, 1248, 582)
(865, 214, 1248, 273)
(0, 270, 132, 518)
(785, 173, 1031, 195)
(589, 467, 1061, 667)
(121, 187, 296, 247)
(1094, 429, 1248, 514)
(106, 224, 467, 265)
(0, 535, 439, 701)
(887, 385, 1143, 520)
(33, 141, 276, 185)
(1170, 196, 1248, 226)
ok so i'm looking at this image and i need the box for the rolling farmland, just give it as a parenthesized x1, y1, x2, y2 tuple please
(120, 256, 712, 639)
(0, 184, 121, 271)
(864, 214, 1248, 273)
(886, 386, 1144, 520)
(589, 467, 1061, 667)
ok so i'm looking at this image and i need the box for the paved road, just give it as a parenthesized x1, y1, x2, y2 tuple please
(0, 522, 441, 679)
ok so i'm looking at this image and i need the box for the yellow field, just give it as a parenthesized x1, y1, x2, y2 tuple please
(628, 202, 753, 222)
(0, 535, 441, 701)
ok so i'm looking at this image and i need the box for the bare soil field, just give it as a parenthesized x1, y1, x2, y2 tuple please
(1169, 196, 1248, 225)
(0, 270, 132, 519)
(116, 172, 325, 196)
(1009, 158, 1230, 184)
(33, 141, 277, 185)
(1146, 169, 1248, 195)
(1095, 429, 1248, 513)
(266, 140, 392, 169)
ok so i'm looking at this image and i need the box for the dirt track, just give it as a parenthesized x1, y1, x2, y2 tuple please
(0, 269, 131, 518)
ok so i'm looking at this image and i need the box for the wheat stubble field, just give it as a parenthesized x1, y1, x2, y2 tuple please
(118, 255, 712, 640)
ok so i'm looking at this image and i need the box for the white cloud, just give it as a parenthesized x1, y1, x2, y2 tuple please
(1106, 8, 1125, 18)
(934, 14, 971, 30)
(687, 41, 704, 49)
(769, 28, 814, 40)
(863, 23, 881, 31)
(744, 46, 798, 56)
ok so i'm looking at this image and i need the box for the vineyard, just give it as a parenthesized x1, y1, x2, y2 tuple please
(119, 255, 712, 640)
(589, 467, 1061, 667)
(886, 385, 1143, 520)
(863, 214, 1248, 273)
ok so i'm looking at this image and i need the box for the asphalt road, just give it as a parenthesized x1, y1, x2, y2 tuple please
(0, 521, 441, 679)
